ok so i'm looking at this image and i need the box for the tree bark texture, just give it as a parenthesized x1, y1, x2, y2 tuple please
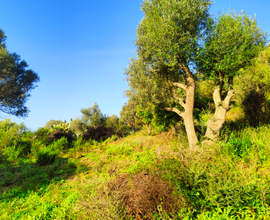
(166, 66, 198, 150)
(146, 124, 152, 135)
(204, 85, 234, 144)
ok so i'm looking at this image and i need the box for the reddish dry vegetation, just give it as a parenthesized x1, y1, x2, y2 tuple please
(107, 173, 178, 220)
(83, 126, 114, 141)
(48, 130, 73, 143)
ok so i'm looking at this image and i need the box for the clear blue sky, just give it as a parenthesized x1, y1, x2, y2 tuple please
(0, 0, 269, 131)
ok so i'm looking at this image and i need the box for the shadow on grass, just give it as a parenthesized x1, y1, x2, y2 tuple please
(0, 154, 88, 202)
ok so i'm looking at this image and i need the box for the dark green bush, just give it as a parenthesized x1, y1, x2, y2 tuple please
(35, 127, 50, 145)
(48, 130, 74, 143)
(17, 138, 32, 156)
(49, 137, 69, 152)
(243, 90, 270, 127)
(36, 149, 58, 166)
(83, 126, 114, 141)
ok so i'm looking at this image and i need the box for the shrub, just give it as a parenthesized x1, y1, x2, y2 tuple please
(35, 127, 50, 144)
(49, 137, 69, 151)
(103, 135, 118, 144)
(17, 138, 32, 156)
(48, 130, 73, 143)
(242, 90, 269, 127)
(36, 149, 58, 166)
(0, 152, 7, 164)
(2, 145, 21, 160)
(108, 173, 178, 219)
(83, 126, 114, 141)
(226, 133, 253, 158)
(0, 132, 18, 149)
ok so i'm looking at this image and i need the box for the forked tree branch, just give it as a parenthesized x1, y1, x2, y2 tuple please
(164, 107, 184, 118)
(173, 82, 186, 90)
(223, 89, 234, 110)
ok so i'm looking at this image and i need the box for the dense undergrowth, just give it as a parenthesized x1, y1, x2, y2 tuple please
(1, 119, 270, 219)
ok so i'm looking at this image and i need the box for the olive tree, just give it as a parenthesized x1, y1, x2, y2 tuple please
(80, 102, 107, 128)
(120, 99, 137, 127)
(129, 0, 212, 149)
(196, 11, 266, 143)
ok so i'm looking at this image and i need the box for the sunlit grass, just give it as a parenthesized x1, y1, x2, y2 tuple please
(1, 125, 270, 219)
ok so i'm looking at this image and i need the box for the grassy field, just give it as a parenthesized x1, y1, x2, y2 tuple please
(1, 124, 270, 219)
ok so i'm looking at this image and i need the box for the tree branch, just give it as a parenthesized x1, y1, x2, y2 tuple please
(213, 85, 222, 107)
(181, 65, 193, 79)
(222, 89, 234, 110)
(164, 107, 184, 118)
(173, 90, 186, 109)
(173, 82, 186, 90)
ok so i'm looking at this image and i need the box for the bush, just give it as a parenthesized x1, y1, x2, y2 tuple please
(242, 90, 269, 127)
(35, 127, 50, 144)
(48, 130, 73, 143)
(2, 145, 21, 160)
(108, 173, 177, 219)
(226, 133, 253, 158)
(17, 138, 32, 156)
(83, 126, 114, 141)
(49, 137, 69, 151)
(36, 149, 58, 166)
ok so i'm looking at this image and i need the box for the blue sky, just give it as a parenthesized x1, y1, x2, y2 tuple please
(0, 0, 269, 131)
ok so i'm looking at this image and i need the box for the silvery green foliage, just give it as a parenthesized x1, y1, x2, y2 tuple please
(196, 10, 266, 84)
(80, 102, 107, 128)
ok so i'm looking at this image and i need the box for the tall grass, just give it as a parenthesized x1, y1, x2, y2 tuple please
(1, 122, 270, 219)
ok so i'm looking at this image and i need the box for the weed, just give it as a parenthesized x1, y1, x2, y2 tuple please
(226, 133, 253, 158)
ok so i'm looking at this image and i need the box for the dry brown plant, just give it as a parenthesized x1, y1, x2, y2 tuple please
(107, 173, 178, 220)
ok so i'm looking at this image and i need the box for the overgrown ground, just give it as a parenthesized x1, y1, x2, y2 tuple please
(1, 123, 270, 219)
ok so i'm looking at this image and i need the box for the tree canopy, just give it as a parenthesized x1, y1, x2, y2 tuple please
(80, 102, 107, 128)
(197, 11, 266, 83)
(0, 28, 39, 117)
(126, 0, 212, 149)
(125, 0, 267, 148)
(196, 11, 266, 142)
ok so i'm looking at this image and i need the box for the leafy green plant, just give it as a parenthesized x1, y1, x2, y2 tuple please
(18, 137, 32, 156)
(226, 133, 253, 158)
(49, 137, 69, 152)
(36, 148, 58, 166)
(35, 127, 51, 145)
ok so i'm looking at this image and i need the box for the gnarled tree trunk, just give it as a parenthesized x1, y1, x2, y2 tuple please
(165, 66, 198, 150)
(204, 85, 234, 144)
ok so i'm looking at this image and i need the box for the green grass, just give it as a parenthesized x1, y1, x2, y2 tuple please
(1, 125, 270, 219)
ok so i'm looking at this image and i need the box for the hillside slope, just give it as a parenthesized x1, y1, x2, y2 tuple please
(1, 127, 270, 219)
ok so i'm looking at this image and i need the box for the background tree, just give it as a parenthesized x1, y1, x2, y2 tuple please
(125, 57, 182, 135)
(80, 102, 107, 128)
(233, 45, 270, 127)
(0, 28, 39, 117)
(196, 11, 266, 143)
(44, 119, 63, 129)
(69, 117, 86, 137)
(105, 114, 119, 128)
(127, 0, 212, 149)
(120, 99, 137, 127)
(136, 105, 154, 135)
